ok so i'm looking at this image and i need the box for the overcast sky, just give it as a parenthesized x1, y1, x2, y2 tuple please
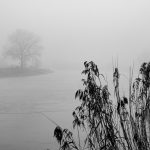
(0, 0, 150, 71)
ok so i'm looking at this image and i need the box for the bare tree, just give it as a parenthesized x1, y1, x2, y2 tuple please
(4, 29, 43, 68)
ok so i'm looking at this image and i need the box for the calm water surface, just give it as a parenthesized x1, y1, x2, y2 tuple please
(0, 70, 129, 150)
(0, 70, 82, 150)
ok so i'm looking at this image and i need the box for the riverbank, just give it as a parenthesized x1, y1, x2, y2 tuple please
(0, 67, 52, 78)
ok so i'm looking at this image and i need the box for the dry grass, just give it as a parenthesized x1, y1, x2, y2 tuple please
(54, 61, 150, 150)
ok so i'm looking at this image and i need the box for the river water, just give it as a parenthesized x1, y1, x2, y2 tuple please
(0, 69, 129, 150)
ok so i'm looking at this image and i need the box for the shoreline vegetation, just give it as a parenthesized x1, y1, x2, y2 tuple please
(0, 67, 52, 78)
(54, 61, 150, 150)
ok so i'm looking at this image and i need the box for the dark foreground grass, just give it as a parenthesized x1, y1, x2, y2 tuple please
(54, 61, 150, 150)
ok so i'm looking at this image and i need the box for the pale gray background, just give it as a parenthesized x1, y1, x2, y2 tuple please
(0, 1, 150, 150)
(0, 0, 150, 70)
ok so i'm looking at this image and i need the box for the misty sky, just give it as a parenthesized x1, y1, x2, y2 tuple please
(0, 0, 150, 71)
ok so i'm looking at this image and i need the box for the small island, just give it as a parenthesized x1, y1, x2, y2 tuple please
(0, 67, 52, 78)
(0, 29, 52, 78)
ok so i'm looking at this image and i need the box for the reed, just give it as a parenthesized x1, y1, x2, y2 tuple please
(54, 61, 150, 150)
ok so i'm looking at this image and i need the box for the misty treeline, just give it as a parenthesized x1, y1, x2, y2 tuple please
(54, 61, 150, 150)
(3, 29, 43, 69)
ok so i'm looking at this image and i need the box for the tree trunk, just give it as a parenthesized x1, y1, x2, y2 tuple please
(20, 55, 24, 69)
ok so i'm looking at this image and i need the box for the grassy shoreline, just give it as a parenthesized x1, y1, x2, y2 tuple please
(0, 67, 52, 78)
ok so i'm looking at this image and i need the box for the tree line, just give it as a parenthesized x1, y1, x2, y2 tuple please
(3, 29, 43, 69)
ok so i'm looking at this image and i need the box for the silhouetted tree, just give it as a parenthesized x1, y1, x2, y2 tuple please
(4, 29, 43, 68)
(54, 61, 150, 150)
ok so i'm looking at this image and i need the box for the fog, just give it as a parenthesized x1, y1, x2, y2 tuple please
(0, 1, 150, 150)
(0, 0, 150, 70)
